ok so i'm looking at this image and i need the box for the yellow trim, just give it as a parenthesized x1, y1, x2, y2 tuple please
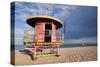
(24, 42, 63, 46)
(27, 15, 63, 25)
(37, 53, 56, 57)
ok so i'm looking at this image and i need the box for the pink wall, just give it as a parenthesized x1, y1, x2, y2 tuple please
(34, 22, 56, 43)
(51, 23, 56, 42)
(35, 22, 45, 42)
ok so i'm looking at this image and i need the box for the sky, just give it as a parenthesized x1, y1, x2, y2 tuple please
(11, 2, 97, 45)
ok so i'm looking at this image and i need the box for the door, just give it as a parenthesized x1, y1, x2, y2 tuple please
(45, 23, 52, 42)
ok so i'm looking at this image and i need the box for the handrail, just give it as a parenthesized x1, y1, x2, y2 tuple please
(23, 29, 64, 46)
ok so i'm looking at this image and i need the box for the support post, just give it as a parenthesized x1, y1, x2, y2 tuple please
(55, 45, 60, 57)
(32, 46, 37, 60)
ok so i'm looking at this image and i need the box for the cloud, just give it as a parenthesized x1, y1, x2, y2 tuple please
(14, 2, 78, 38)
(15, 23, 34, 34)
(52, 5, 77, 20)
(15, 28, 24, 35)
(13, 2, 97, 45)
(15, 37, 23, 45)
(15, 28, 35, 45)
(15, 2, 78, 23)
(15, 23, 35, 45)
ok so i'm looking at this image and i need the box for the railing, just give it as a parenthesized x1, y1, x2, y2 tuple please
(23, 29, 64, 46)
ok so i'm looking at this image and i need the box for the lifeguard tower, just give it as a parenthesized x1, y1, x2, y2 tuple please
(24, 16, 64, 60)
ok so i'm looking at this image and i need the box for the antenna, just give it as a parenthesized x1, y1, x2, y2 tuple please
(64, 19, 67, 34)
(61, 19, 67, 42)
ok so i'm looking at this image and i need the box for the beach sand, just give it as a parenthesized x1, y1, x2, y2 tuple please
(13, 46, 97, 65)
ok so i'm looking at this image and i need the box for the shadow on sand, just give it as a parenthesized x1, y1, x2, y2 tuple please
(19, 49, 34, 60)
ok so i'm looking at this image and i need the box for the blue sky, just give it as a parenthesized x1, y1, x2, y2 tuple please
(11, 2, 97, 45)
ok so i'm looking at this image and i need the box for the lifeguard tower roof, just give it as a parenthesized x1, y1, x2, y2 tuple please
(27, 16, 63, 29)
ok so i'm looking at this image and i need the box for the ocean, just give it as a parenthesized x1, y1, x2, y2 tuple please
(14, 43, 97, 50)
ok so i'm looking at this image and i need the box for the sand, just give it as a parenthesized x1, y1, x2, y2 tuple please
(13, 46, 97, 65)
